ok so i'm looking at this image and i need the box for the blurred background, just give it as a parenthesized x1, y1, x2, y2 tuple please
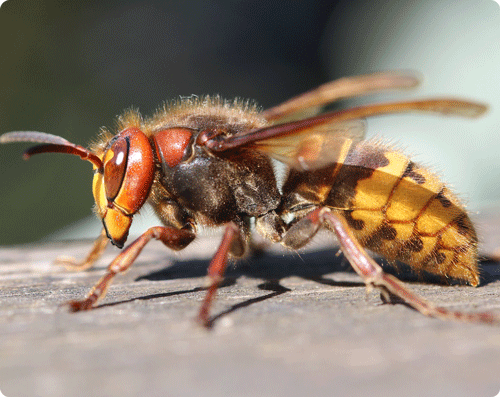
(0, 0, 499, 245)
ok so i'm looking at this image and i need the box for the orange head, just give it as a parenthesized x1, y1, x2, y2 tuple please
(92, 128, 155, 247)
(0, 128, 155, 248)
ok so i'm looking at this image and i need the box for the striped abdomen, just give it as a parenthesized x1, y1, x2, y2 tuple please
(327, 140, 479, 285)
(281, 139, 479, 286)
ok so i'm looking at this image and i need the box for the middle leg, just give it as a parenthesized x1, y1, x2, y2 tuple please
(197, 222, 241, 327)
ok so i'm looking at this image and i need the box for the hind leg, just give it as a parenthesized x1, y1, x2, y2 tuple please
(280, 207, 498, 324)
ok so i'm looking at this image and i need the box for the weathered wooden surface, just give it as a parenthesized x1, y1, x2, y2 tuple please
(1, 231, 500, 397)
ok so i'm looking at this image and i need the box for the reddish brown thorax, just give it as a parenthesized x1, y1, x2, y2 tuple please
(152, 128, 193, 168)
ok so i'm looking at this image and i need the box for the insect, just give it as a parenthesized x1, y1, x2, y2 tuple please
(1, 71, 498, 327)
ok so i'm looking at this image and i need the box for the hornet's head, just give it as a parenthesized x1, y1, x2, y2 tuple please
(91, 127, 155, 247)
(0, 127, 155, 248)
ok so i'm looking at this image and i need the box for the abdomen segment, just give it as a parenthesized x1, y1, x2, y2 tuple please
(326, 140, 479, 285)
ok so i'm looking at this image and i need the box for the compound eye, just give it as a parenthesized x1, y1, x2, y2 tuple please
(103, 137, 129, 201)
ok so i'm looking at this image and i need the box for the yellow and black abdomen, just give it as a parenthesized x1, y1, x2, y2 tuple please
(325, 140, 479, 286)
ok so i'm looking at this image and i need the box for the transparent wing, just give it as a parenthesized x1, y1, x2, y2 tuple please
(204, 98, 486, 171)
(262, 71, 421, 122)
(253, 120, 365, 171)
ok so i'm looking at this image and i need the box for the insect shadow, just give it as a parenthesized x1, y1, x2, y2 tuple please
(131, 249, 364, 327)
(126, 248, 499, 327)
(96, 249, 356, 317)
(138, 247, 500, 286)
(93, 248, 499, 327)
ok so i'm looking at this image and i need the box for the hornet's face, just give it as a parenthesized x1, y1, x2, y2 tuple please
(92, 127, 155, 248)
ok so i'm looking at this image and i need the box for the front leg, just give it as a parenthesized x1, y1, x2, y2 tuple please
(55, 228, 109, 271)
(68, 226, 195, 311)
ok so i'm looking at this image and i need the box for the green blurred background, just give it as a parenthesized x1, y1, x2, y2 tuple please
(0, 0, 499, 245)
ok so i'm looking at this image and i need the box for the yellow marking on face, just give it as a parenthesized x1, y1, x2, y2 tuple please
(352, 150, 408, 210)
(103, 148, 115, 164)
(104, 208, 131, 238)
(92, 172, 107, 218)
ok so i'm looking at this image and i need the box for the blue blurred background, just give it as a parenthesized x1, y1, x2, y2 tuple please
(0, 0, 499, 245)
